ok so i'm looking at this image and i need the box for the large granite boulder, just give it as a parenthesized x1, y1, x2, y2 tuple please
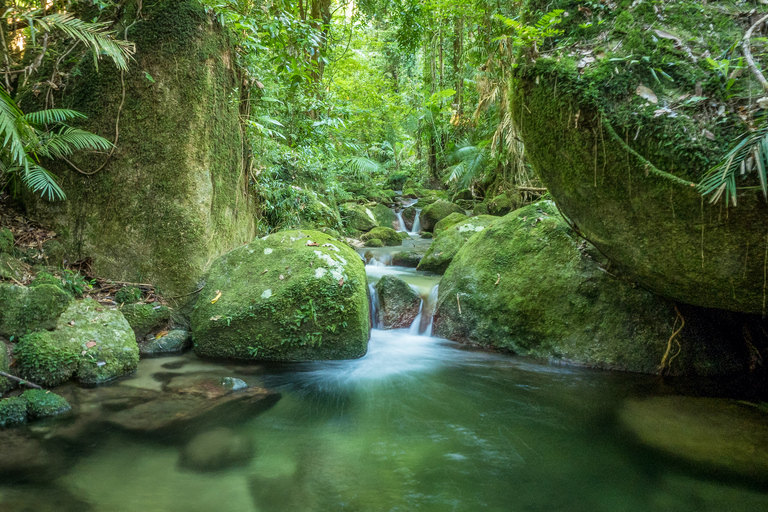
(375, 275, 421, 329)
(417, 215, 497, 274)
(192, 230, 369, 361)
(433, 201, 747, 375)
(419, 200, 465, 232)
(14, 299, 139, 386)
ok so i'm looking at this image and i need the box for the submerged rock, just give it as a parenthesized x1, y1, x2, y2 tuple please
(433, 201, 746, 375)
(14, 299, 139, 386)
(0, 283, 71, 339)
(417, 215, 497, 274)
(0, 430, 71, 482)
(361, 227, 402, 247)
(179, 426, 255, 472)
(391, 251, 422, 268)
(22, 389, 71, 419)
(419, 201, 465, 232)
(121, 303, 171, 341)
(619, 396, 768, 482)
(375, 275, 421, 329)
(432, 212, 468, 235)
(140, 329, 191, 356)
(192, 230, 369, 361)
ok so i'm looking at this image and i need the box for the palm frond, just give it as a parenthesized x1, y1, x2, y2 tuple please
(24, 109, 87, 125)
(20, 164, 66, 201)
(346, 156, 383, 178)
(0, 87, 34, 168)
(35, 127, 112, 160)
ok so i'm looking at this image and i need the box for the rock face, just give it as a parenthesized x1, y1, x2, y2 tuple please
(14, 299, 139, 386)
(192, 230, 369, 361)
(619, 396, 768, 482)
(433, 201, 747, 375)
(375, 275, 421, 329)
(417, 215, 497, 274)
(0, 283, 71, 339)
(179, 427, 255, 472)
(22, 0, 255, 297)
(419, 201, 465, 232)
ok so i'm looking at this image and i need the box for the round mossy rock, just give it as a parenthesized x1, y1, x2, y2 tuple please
(473, 202, 490, 216)
(420, 201, 465, 232)
(0, 283, 72, 340)
(369, 204, 397, 229)
(0, 397, 27, 428)
(121, 303, 171, 341)
(361, 227, 402, 247)
(341, 203, 378, 232)
(364, 238, 384, 248)
(375, 275, 421, 329)
(22, 389, 71, 419)
(418, 215, 497, 274)
(432, 212, 469, 234)
(432, 201, 747, 375)
(192, 230, 369, 361)
(487, 194, 514, 216)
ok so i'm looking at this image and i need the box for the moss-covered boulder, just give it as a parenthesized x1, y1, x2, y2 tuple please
(0, 398, 27, 427)
(432, 212, 468, 235)
(452, 189, 473, 202)
(22, 389, 71, 419)
(341, 203, 378, 232)
(21, 0, 256, 298)
(361, 227, 402, 247)
(433, 201, 746, 375)
(14, 299, 139, 386)
(0, 253, 24, 282)
(29, 271, 63, 290)
(487, 194, 514, 216)
(418, 216, 497, 274)
(0, 284, 71, 339)
(391, 251, 422, 268)
(192, 230, 369, 361)
(420, 201, 465, 232)
(385, 171, 410, 191)
(369, 204, 397, 229)
(121, 303, 171, 341)
(364, 238, 384, 248)
(473, 202, 489, 216)
(401, 206, 418, 231)
(375, 276, 421, 329)
(0, 228, 13, 254)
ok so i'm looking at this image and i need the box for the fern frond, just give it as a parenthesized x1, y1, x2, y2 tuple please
(346, 156, 383, 177)
(20, 163, 66, 201)
(24, 109, 87, 125)
(0, 87, 34, 168)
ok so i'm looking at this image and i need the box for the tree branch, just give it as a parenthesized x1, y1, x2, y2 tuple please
(741, 13, 768, 93)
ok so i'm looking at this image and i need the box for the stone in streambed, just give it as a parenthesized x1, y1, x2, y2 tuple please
(192, 230, 369, 362)
(0, 397, 27, 427)
(419, 200, 465, 232)
(391, 251, 422, 268)
(22, 389, 71, 419)
(179, 426, 255, 472)
(375, 275, 421, 329)
(121, 303, 171, 341)
(418, 215, 497, 274)
(369, 203, 397, 229)
(364, 238, 384, 248)
(361, 227, 402, 246)
(341, 203, 378, 232)
(140, 329, 191, 355)
(0, 430, 71, 483)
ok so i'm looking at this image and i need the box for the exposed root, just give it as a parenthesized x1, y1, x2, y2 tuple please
(659, 305, 685, 375)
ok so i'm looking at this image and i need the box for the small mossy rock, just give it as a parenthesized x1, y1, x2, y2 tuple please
(22, 389, 71, 419)
(401, 206, 418, 230)
(0, 228, 12, 254)
(385, 171, 410, 191)
(29, 271, 64, 290)
(487, 194, 514, 216)
(418, 216, 497, 274)
(0, 253, 24, 281)
(375, 275, 421, 329)
(473, 202, 490, 216)
(364, 238, 384, 248)
(361, 227, 402, 247)
(452, 189, 473, 202)
(402, 187, 419, 199)
(432, 212, 469, 234)
(0, 283, 71, 339)
(420, 201, 465, 232)
(414, 196, 439, 208)
(14, 299, 139, 386)
(0, 397, 27, 427)
(179, 426, 256, 472)
(192, 230, 369, 361)
(619, 396, 768, 482)
(115, 286, 142, 304)
(140, 329, 191, 355)
(391, 251, 422, 268)
(121, 303, 171, 341)
(369, 203, 397, 229)
(421, 232, 433, 239)
(341, 203, 378, 232)
(432, 201, 745, 375)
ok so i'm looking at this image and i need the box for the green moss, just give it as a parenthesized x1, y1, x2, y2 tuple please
(419, 200, 465, 232)
(0, 284, 72, 340)
(418, 216, 497, 274)
(0, 397, 27, 427)
(29, 272, 64, 290)
(433, 212, 468, 234)
(121, 303, 171, 340)
(385, 171, 409, 191)
(341, 203, 378, 232)
(364, 238, 384, 247)
(391, 251, 422, 268)
(115, 286, 142, 304)
(452, 189, 473, 202)
(192, 230, 369, 361)
(12, 331, 79, 387)
(0, 253, 24, 281)
(0, 342, 11, 394)
(369, 204, 397, 229)
(487, 194, 514, 216)
(0, 228, 12, 254)
(22, 389, 71, 419)
(361, 227, 402, 246)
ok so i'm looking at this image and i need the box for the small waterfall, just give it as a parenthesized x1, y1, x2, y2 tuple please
(395, 210, 407, 232)
(409, 210, 422, 234)
(407, 284, 439, 336)
(368, 282, 379, 329)
(423, 284, 439, 336)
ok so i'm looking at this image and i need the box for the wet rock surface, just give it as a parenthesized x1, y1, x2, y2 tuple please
(375, 275, 421, 329)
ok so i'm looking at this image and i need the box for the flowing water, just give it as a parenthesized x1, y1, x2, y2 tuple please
(2, 247, 768, 511)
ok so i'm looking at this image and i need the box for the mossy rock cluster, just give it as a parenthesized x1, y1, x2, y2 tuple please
(361, 227, 402, 247)
(192, 230, 369, 361)
(418, 215, 497, 274)
(433, 201, 747, 375)
(515, 1, 768, 314)
(0, 390, 72, 428)
(419, 201, 465, 232)
(432, 212, 468, 235)
(374, 275, 421, 329)
(14, 299, 139, 386)
(0, 284, 71, 340)
(21, 0, 256, 298)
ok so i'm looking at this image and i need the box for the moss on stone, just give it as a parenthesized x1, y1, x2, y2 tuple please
(121, 303, 171, 341)
(487, 194, 514, 216)
(420, 201, 465, 232)
(433, 212, 468, 234)
(391, 251, 422, 268)
(0, 228, 13, 254)
(361, 227, 402, 246)
(192, 230, 369, 361)
(364, 238, 384, 248)
(14, 298, 139, 386)
(341, 203, 378, 232)
(418, 215, 497, 274)
(369, 204, 397, 229)
(22, 389, 71, 419)
(29, 272, 64, 290)
(115, 286, 142, 305)
(0, 253, 24, 282)
(375, 275, 421, 329)
(0, 397, 27, 427)
(0, 284, 72, 339)
(452, 189, 473, 202)
(432, 201, 746, 375)
(473, 202, 489, 216)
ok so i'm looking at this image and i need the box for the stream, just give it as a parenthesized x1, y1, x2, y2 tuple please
(1, 234, 768, 511)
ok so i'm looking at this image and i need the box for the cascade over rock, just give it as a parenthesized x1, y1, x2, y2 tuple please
(375, 275, 421, 329)
(22, 0, 255, 297)
(192, 230, 369, 361)
(433, 201, 748, 375)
